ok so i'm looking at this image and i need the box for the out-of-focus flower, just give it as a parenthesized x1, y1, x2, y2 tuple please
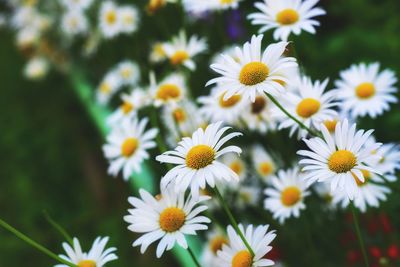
(149, 42, 167, 63)
(99, 1, 121, 38)
(118, 6, 140, 34)
(59, 0, 94, 10)
(24, 56, 49, 80)
(216, 224, 276, 267)
(124, 187, 210, 258)
(251, 145, 277, 183)
(241, 94, 277, 133)
(150, 73, 188, 107)
(102, 116, 158, 180)
(220, 153, 247, 186)
(61, 9, 89, 36)
(183, 0, 243, 14)
(335, 62, 398, 118)
(163, 31, 207, 71)
(115, 60, 140, 86)
(96, 72, 122, 105)
(264, 167, 310, 223)
(207, 35, 298, 102)
(248, 0, 326, 41)
(298, 119, 382, 200)
(156, 121, 242, 199)
(202, 228, 228, 267)
(55, 237, 117, 267)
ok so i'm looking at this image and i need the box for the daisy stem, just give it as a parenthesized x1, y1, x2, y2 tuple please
(150, 108, 168, 154)
(351, 205, 370, 267)
(187, 246, 202, 267)
(0, 218, 77, 267)
(213, 186, 255, 257)
(43, 210, 73, 245)
(265, 92, 322, 138)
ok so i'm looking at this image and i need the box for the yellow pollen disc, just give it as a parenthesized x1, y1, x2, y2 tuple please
(121, 68, 132, 79)
(173, 108, 186, 122)
(78, 260, 96, 267)
(121, 138, 139, 157)
(352, 170, 370, 186)
(186, 145, 215, 169)
(100, 83, 111, 93)
(232, 250, 253, 267)
(220, 0, 234, 4)
(170, 50, 189, 65)
(121, 101, 133, 114)
(209, 236, 228, 255)
(239, 62, 269, 86)
(106, 11, 117, 24)
(230, 161, 243, 175)
(296, 98, 321, 118)
(324, 119, 337, 133)
(159, 207, 186, 232)
(156, 84, 181, 101)
(259, 162, 273, 176)
(276, 9, 299, 25)
(219, 93, 242, 108)
(328, 150, 357, 173)
(355, 82, 375, 99)
(251, 96, 266, 114)
(147, 0, 166, 14)
(281, 186, 301, 206)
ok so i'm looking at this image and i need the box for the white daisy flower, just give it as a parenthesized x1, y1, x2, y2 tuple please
(99, 1, 121, 38)
(217, 224, 276, 267)
(150, 72, 187, 107)
(16, 27, 39, 49)
(163, 31, 207, 71)
(156, 121, 242, 198)
(332, 169, 391, 212)
(61, 9, 88, 36)
(59, 0, 94, 10)
(375, 143, 400, 179)
(198, 86, 245, 125)
(107, 89, 150, 126)
(251, 145, 277, 183)
(24, 57, 49, 80)
(207, 35, 298, 102)
(264, 167, 310, 223)
(183, 0, 242, 14)
(240, 94, 277, 133)
(118, 5, 139, 34)
(248, 0, 326, 41)
(276, 76, 338, 139)
(149, 42, 167, 63)
(55, 237, 117, 267)
(124, 187, 211, 258)
(202, 228, 228, 267)
(297, 119, 382, 200)
(115, 60, 140, 86)
(335, 62, 398, 118)
(96, 72, 122, 105)
(102, 116, 158, 180)
(211, 45, 241, 66)
(237, 186, 261, 209)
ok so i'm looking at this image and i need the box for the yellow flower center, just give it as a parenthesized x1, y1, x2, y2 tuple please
(230, 161, 243, 175)
(156, 84, 181, 101)
(352, 169, 370, 186)
(355, 82, 375, 99)
(121, 101, 133, 114)
(324, 119, 337, 133)
(209, 236, 228, 255)
(219, 93, 242, 108)
(159, 207, 186, 232)
(100, 83, 111, 93)
(220, 0, 234, 4)
(281, 186, 301, 206)
(259, 162, 273, 176)
(78, 260, 96, 267)
(232, 250, 253, 267)
(121, 68, 132, 79)
(173, 108, 186, 122)
(170, 50, 189, 65)
(276, 9, 299, 25)
(186, 145, 215, 169)
(106, 11, 117, 24)
(147, 0, 166, 14)
(239, 62, 269, 86)
(153, 43, 166, 56)
(328, 150, 357, 173)
(296, 98, 321, 118)
(121, 138, 139, 157)
(251, 96, 266, 114)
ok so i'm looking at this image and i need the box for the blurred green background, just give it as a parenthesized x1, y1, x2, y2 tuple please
(1, 0, 400, 266)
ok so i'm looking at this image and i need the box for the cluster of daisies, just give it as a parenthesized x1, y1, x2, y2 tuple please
(4, 0, 400, 266)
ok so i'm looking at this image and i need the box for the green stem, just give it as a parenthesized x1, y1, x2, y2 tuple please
(0, 218, 77, 267)
(351, 205, 370, 267)
(213, 187, 255, 257)
(150, 107, 168, 154)
(43, 211, 73, 245)
(265, 92, 321, 138)
(187, 246, 202, 267)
